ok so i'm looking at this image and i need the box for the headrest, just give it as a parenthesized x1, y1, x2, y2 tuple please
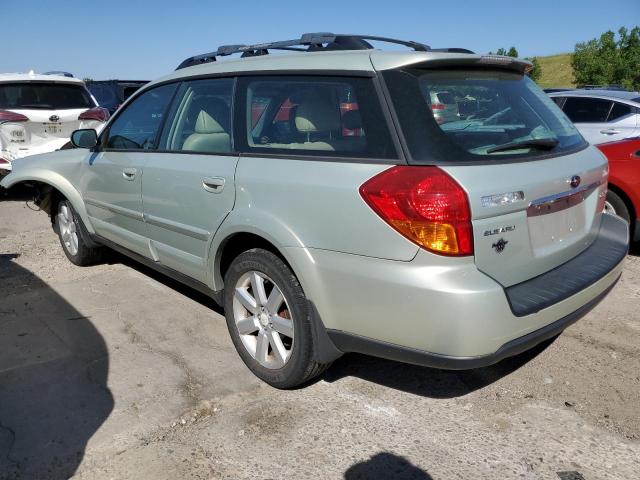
(341, 109, 363, 130)
(294, 93, 341, 133)
(193, 97, 230, 134)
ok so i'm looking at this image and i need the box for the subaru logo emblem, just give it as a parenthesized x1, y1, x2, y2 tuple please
(569, 175, 581, 189)
(492, 238, 509, 253)
(49, 115, 60, 122)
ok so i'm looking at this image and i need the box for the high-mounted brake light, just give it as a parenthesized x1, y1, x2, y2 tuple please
(360, 166, 474, 256)
(78, 107, 110, 122)
(0, 110, 28, 123)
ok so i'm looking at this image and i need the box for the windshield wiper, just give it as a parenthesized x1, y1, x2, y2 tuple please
(486, 138, 559, 154)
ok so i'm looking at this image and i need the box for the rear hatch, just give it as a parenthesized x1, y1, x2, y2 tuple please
(445, 148, 607, 286)
(380, 60, 607, 287)
(0, 81, 97, 158)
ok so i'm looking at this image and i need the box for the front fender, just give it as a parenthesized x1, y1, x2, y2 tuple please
(1, 169, 94, 234)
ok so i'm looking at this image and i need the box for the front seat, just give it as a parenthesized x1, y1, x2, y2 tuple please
(182, 97, 231, 153)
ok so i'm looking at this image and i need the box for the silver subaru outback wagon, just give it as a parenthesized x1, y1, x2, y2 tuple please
(2, 33, 628, 388)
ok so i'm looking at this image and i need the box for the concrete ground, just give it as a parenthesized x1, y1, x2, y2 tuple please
(1, 187, 639, 480)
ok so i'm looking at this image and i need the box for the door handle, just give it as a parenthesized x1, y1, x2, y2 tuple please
(600, 129, 621, 135)
(122, 168, 137, 180)
(202, 176, 225, 193)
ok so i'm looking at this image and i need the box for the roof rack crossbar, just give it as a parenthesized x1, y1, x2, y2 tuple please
(176, 32, 432, 70)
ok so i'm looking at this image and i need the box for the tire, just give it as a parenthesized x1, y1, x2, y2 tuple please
(54, 199, 104, 266)
(604, 191, 631, 224)
(223, 248, 330, 388)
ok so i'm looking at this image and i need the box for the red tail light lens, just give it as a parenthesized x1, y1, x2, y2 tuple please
(0, 110, 28, 123)
(360, 166, 473, 256)
(78, 107, 110, 122)
(430, 103, 445, 111)
(0, 158, 9, 164)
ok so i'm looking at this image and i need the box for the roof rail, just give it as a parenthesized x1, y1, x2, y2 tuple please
(176, 33, 432, 70)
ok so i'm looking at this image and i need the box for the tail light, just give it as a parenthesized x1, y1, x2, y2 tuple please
(78, 107, 110, 122)
(360, 166, 474, 256)
(0, 158, 9, 164)
(0, 110, 28, 123)
(430, 104, 445, 110)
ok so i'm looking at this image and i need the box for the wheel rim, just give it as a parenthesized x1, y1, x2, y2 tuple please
(604, 200, 617, 216)
(58, 204, 79, 256)
(232, 271, 294, 369)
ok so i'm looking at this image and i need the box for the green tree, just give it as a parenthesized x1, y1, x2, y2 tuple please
(496, 47, 507, 56)
(526, 57, 543, 81)
(507, 47, 519, 58)
(572, 26, 640, 90)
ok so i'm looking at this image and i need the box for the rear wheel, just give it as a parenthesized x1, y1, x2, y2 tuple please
(604, 191, 631, 224)
(55, 200, 104, 266)
(223, 248, 330, 388)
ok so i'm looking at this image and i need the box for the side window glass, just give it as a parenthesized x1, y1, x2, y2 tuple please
(159, 78, 233, 153)
(105, 84, 177, 150)
(551, 97, 565, 107)
(241, 76, 397, 159)
(607, 102, 633, 122)
(562, 97, 612, 123)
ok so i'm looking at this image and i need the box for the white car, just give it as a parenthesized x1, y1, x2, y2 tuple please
(0, 72, 109, 178)
(549, 89, 640, 145)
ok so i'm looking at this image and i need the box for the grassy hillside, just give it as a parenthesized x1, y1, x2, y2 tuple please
(536, 53, 576, 88)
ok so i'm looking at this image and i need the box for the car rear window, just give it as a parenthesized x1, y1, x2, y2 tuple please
(0, 82, 94, 110)
(383, 68, 586, 163)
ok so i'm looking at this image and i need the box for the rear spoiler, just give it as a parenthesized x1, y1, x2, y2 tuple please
(413, 54, 533, 75)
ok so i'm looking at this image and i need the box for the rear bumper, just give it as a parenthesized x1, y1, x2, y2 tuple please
(327, 277, 619, 369)
(286, 214, 628, 363)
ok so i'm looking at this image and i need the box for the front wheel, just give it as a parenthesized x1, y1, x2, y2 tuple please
(55, 200, 104, 266)
(223, 248, 330, 388)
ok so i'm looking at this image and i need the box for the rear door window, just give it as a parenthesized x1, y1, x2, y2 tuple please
(105, 83, 177, 150)
(562, 97, 612, 123)
(237, 76, 397, 159)
(0, 82, 94, 110)
(607, 102, 633, 122)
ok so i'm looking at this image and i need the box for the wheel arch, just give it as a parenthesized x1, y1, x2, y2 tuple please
(2, 171, 95, 234)
(607, 182, 636, 233)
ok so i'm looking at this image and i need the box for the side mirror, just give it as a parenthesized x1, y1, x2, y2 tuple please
(70, 129, 98, 149)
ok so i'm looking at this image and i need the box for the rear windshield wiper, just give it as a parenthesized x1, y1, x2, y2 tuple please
(486, 138, 559, 154)
(14, 104, 55, 109)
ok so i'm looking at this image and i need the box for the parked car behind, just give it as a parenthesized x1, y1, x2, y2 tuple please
(86, 80, 148, 114)
(597, 137, 640, 242)
(549, 89, 640, 145)
(1, 33, 628, 388)
(0, 72, 108, 178)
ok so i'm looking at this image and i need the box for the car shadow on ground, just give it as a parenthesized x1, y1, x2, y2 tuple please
(345, 452, 433, 479)
(0, 255, 113, 479)
(322, 337, 555, 398)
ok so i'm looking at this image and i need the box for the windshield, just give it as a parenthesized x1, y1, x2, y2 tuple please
(0, 82, 94, 110)
(383, 68, 586, 163)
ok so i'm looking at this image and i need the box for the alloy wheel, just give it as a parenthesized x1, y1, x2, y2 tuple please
(58, 203, 79, 256)
(232, 271, 294, 369)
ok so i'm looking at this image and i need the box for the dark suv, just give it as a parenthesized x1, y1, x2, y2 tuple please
(86, 80, 148, 114)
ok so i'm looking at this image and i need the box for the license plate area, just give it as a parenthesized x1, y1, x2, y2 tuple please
(44, 123, 62, 134)
(527, 183, 600, 256)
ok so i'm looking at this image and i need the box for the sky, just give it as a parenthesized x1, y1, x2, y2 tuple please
(3, 0, 639, 80)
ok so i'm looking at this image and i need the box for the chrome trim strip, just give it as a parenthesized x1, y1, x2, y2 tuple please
(527, 181, 602, 217)
(143, 213, 210, 241)
(84, 197, 144, 221)
(529, 181, 601, 208)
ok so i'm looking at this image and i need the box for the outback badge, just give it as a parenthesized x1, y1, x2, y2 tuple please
(492, 238, 509, 253)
